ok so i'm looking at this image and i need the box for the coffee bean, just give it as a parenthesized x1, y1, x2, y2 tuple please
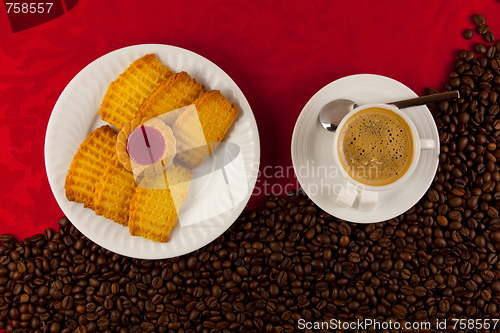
(9, 250, 20, 261)
(478, 24, 490, 35)
(62, 296, 73, 309)
(339, 235, 350, 246)
(400, 285, 414, 296)
(140, 322, 155, 332)
(347, 253, 360, 263)
(277, 271, 287, 287)
(427, 189, 439, 202)
(476, 43, 487, 54)
(488, 206, 499, 218)
(481, 270, 495, 282)
(464, 29, 474, 39)
(129, 326, 141, 333)
(436, 215, 448, 227)
(486, 45, 497, 58)
(15, 261, 28, 275)
(485, 31, 495, 43)
(0, 234, 14, 243)
(126, 283, 137, 297)
(474, 14, 486, 26)
(449, 197, 463, 207)
(491, 230, 500, 242)
(0, 256, 9, 266)
(50, 322, 61, 333)
(338, 222, 351, 235)
(316, 234, 330, 245)
(392, 304, 407, 319)
(369, 228, 382, 241)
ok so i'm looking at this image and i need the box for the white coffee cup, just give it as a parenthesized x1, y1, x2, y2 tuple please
(332, 103, 435, 210)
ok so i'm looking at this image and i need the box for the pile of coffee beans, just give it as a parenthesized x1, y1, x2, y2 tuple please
(2, 187, 500, 333)
(465, 14, 496, 42)
(2, 14, 500, 333)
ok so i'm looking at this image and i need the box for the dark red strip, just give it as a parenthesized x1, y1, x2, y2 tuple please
(60, 0, 68, 13)
(140, 125, 156, 164)
(140, 126, 151, 148)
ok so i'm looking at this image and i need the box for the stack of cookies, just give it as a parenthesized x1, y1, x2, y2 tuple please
(64, 54, 238, 242)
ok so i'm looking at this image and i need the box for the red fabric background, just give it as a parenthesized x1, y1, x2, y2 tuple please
(0, 0, 499, 240)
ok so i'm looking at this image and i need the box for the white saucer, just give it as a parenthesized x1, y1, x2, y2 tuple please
(291, 74, 439, 223)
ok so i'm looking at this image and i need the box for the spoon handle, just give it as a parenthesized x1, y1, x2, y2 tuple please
(389, 91, 460, 109)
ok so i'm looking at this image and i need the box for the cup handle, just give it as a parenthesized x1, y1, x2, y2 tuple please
(420, 139, 435, 150)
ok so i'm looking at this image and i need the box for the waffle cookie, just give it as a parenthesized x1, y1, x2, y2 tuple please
(173, 90, 238, 169)
(93, 154, 137, 226)
(128, 163, 192, 242)
(98, 54, 174, 130)
(138, 71, 205, 126)
(65, 126, 117, 209)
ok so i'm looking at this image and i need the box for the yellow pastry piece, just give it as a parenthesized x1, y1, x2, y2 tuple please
(93, 154, 137, 226)
(65, 126, 117, 209)
(128, 163, 192, 242)
(98, 54, 174, 130)
(173, 90, 238, 169)
(116, 117, 150, 172)
(138, 71, 205, 126)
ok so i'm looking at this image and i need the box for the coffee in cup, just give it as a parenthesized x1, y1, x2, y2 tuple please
(336, 107, 414, 186)
(332, 103, 435, 210)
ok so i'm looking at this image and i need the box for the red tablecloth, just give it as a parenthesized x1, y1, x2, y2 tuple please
(1, 0, 498, 240)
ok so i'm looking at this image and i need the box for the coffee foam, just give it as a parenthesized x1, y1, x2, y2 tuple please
(338, 107, 414, 186)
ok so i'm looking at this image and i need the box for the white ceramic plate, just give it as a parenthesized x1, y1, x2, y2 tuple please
(45, 44, 260, 259)
(291, 74, 439, 223)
